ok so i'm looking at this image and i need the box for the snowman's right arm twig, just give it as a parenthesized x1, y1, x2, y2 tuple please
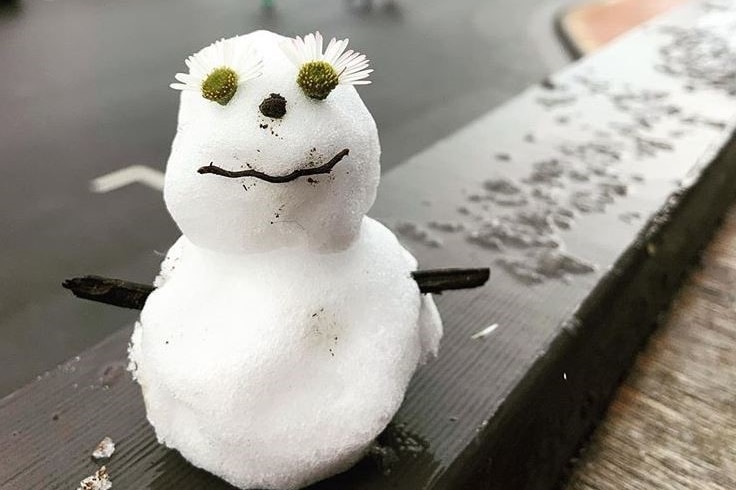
(410, 268, 490, 294)
(62, 276, 152, 310)
(62, 268, 490, 311)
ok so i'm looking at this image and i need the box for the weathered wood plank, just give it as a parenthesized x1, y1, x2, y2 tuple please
(565, 205, 736, 490)
(3, 2, 736, 489)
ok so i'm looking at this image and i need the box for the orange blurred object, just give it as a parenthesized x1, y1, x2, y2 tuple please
(559, 0, 690, 56)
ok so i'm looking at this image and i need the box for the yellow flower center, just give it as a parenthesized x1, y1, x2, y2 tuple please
(201, 67, 239, 105)
(297, 61, 339, 100)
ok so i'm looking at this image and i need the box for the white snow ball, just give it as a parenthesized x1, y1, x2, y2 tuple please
(164, 30, 380, 254)
(129, 218, 442, 489)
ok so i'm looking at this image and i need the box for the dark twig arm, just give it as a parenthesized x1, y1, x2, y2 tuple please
(62, 268, 490, 311)
(62, 276, 153, 310)
(198, 148, 350, 183)
(411, 268, 490, 294)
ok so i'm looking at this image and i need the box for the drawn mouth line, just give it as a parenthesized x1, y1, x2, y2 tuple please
(197, 148, 350, 184)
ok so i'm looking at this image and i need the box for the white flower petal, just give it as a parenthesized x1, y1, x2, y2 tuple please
(280, 39, 303, 65)
(314, 31, 324, 60)
(310, 32, 319, 60)
(221, 41, 231, 66)
(283, 32, 373, 90)
(170, 38, 263, 97)
(338, 53, 366, 70)
(330, 39, 351, 66)
(323, 38, 341, 64)
(341, 60, 370, 74)
(341, 67, 372, 77)
(185, 56, 206, 78)
(342, 68, 372, 78)
(333, 49, 355, 68)
(292, 35, 305, 58)
(340, 71, 372, 84)
(174, 73, 199, 84)
(213, 39, 227, 65)
(170, 82, 199, 91)
(304, 33, 315, 61)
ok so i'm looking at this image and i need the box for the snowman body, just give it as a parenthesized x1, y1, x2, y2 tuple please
(128, 30, 442, 490)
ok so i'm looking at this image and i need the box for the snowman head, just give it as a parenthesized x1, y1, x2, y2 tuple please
(164, 30, 379, 254)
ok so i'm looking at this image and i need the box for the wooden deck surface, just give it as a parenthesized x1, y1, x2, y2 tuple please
(3, 3, 736, 489)
(565, 206, 736, 490)
(558, 0, 688, 56)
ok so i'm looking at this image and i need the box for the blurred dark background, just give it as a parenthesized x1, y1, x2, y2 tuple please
(0, 0, 575, 396)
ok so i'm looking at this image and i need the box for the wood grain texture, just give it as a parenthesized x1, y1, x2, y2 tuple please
(565, 207, 736, 490)
(3, 2, 736, 489)
(0, 0, 556, 399)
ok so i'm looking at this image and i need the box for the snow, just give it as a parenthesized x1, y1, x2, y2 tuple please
(91, 437, 115, 460)
(77, 466, 111, 490)
(129, 29, 443, 490)
(130, 218, 441, 489)
(470, 323, 499, 340)
(164, 30, 380, 254)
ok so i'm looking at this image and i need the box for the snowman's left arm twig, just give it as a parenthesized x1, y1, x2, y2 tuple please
(62, 268, 490, 311)
(62, 276, 152, 310)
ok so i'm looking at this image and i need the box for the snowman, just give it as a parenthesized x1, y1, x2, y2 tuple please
(126, 30, 444, 489)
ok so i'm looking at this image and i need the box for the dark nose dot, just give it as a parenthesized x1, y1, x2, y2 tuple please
(259, 93, 287, 119)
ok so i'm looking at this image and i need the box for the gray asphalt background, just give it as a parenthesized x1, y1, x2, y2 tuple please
(0, 0, 570, 396)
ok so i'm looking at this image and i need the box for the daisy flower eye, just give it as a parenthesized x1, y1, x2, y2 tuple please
(281, 31, 372, 100)
(171, 38, 264, 106)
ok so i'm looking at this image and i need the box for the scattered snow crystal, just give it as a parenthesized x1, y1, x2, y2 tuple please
(470, 323, 499, 340)
(77, 466, 111, 490)
(91, 437, 115, 460)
